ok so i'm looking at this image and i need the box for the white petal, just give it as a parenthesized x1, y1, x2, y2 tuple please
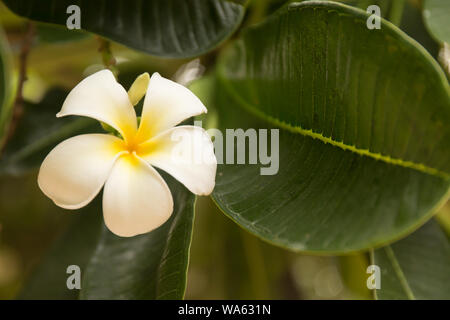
(136, 72, 207, 142)
(138, 126, 217, 196)
(57, 69, 137, 142)
(102, 154, 173, 237)
(38, 134, 125, 209)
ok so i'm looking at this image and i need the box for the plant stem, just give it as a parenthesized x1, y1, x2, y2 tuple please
(240, 230, 270, 299)
(96, 36, 118, 77)
(389, 0, 406, 26)
(1, 22, 35, 154)
(384, 246, 416, 300)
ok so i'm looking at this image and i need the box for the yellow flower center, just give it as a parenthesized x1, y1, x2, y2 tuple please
(112, 72, 153, 157)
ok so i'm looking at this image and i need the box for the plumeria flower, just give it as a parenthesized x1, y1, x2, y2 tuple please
(38, 70, 217, 237)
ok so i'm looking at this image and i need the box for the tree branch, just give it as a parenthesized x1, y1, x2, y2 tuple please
(1, 22, 35, 154)
(96, 36, 118, 77)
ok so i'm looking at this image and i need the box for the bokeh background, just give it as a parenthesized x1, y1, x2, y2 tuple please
(0, 0, 448, 300)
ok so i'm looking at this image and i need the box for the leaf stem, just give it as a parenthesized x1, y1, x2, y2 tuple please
(0, 21, 35, 155)
(369, 249, 378, 300)
(96, 36, 118, 77)
(240, 230, 270, 299)
(389, 0, 406, 26)
(384, 245, 416, 300)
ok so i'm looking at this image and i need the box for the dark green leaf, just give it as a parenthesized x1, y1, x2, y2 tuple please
(3, 0, 246, 58)
(209, 1, 450, 252)
(0, 89, 100, 175)
(371, 219, 450, 299)
(219, 1, 450, 176)
(80, 172, 195, 299)
(423, 0, 450, 44)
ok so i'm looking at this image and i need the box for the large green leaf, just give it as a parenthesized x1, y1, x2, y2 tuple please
(423, 0, 450, 44)
(80, 172, 195, 300)
(0, 89, 99, 175)
(0, 24, 16, 148)
(2, 0, 246, 58)
(371, 219, 450, 299)
(209, 1, 450, 252)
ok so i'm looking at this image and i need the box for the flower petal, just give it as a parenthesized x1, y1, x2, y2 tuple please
(38, 134, 125, 210)
(57, 69, 137, 142)
(136, 72, 207, 142)
(102, 154, 173, 237)
(138, 126, 217, 196)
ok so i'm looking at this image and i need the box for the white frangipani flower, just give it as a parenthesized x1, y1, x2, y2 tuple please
(38, 69, 217, 237)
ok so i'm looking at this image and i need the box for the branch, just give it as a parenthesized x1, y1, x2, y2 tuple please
(1, 22, 35, 154)
(96, 36, 119, 77)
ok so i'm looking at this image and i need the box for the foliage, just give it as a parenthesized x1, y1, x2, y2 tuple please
(0, 0, 448, 300)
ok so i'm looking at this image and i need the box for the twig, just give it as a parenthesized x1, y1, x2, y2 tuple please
(389, 0, 406, 26)
(96, 36, 118, 77)
(1, 22, 35, 154)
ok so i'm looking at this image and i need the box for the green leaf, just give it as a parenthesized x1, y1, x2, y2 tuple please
(0, 89, 99, 175)
(371, 219, 450, 299)
(18, 200, 103, 299)
(80, 172, 195, 300)
(423, 0, 450, 44)
(0, 24, 16, 148)
(3, 0, 246, 58)
(210, 1, 450, 252)
(219, 1, 450, 177)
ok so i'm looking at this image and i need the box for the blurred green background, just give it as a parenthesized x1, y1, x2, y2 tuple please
(0, 0, 448, 300)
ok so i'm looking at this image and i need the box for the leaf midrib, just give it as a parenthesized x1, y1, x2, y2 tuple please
(217, 69, 450, 181)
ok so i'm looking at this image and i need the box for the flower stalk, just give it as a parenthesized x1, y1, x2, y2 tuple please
(96, 36, 118, 77)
